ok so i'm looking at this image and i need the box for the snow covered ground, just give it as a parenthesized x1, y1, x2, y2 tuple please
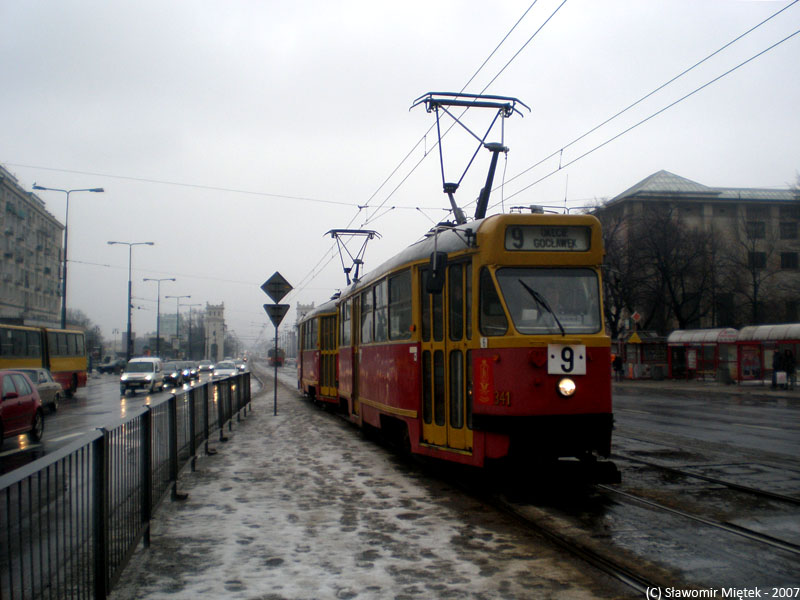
(110, 367, 628, 599)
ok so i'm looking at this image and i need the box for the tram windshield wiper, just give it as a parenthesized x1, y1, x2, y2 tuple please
(518, 279, 566, 337)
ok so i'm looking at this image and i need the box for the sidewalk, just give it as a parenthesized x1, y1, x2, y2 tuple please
(110, 369, 631, 600)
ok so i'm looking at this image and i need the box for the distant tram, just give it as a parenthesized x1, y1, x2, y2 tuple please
(298, 212, 615, 474)
(0, 324, 88, 396)
(268, 347, 286, 367)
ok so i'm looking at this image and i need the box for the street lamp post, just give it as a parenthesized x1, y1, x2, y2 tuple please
(32, 184, 104, 329)
(184, 303, 201, 360)
(165, 295, 191, 357)
(143, 277, 175, 357)
(108, 241, 154, 360)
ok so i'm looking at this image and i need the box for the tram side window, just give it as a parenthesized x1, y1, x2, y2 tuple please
(479, 268, 508, 336)
(389, 270, 412, 340)
(341, 300, 352, 347)
(361, 288, 373, 344)
(374, 280, 388, 342)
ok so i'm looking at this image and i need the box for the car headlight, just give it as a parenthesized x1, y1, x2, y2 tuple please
(557, 378, 576, 397)
(145, 375, 153, 382)
(121, 374, 128, 381)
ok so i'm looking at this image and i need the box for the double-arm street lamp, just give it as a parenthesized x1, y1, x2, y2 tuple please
(165, 295, 191, 357)
(108, 241, 154, 360)
(184, 303, 202, 360)
(143, 277, 175, 357)
(32, 184, 104, 328)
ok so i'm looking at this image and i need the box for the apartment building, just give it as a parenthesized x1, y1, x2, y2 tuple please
(0, 165, 63, 326)
(596, 170, 800, 330)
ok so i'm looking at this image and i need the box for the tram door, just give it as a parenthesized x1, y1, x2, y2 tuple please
(319, 315, 337, 398)
(420, 262, 473, 451)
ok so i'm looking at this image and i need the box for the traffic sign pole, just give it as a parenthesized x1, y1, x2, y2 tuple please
(262, 272, 293, 415)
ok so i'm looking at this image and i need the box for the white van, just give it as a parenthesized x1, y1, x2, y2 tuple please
(120, 357, 165, 395)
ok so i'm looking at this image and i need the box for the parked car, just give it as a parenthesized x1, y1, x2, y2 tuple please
(0, 370, 44, 448)
(197, 360, 214, 373)
(16, 368, 63, 413)
(97, 357, 126, 374)
(120, 357, 165, 395)
(163, 361, 184, 388)
(212, 360, 239, 380)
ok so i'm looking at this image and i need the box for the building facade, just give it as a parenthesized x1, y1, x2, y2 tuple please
(0, 165, 63, 326)
(204, 302, 225, 362)
(596, 170, 800, 333)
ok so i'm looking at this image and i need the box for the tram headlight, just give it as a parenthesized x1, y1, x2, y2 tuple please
(557, 377, 576, 398)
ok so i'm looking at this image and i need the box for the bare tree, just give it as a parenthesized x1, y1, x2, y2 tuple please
(625, 204, 715, 330)
(718, 209, 782, 324)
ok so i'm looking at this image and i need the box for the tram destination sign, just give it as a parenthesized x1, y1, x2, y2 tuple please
(505, 225, 590, 252)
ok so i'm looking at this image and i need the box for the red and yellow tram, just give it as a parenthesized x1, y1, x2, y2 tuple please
(298, 211, 614, 470)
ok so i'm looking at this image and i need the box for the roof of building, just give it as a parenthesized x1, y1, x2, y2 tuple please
(608, 170, 797, 205)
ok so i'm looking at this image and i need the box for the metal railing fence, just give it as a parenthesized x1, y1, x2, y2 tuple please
(0, 372, 251, 599)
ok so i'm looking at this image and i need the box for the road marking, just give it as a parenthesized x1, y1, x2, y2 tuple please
(734, 423, 781, 432)
(0, 444, 42, 458)
(47, 432, 88, 443)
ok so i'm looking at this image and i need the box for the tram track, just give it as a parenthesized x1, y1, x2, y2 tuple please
(597, 483, 800, 556)
(611, 449, 800, 506)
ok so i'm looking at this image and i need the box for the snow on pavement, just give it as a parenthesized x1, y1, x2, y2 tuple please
(110, 369, 629, 599)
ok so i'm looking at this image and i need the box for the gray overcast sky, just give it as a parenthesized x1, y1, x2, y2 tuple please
(1, 0, 798, 350)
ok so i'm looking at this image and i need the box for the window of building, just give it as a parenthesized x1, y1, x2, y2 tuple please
(746, 205, 768, 219)
(745, 221, 766, 240)
(780, 221, 797, 239)
(748, 252, 767, 270)
(781, 252, 798, 269)
(787, 300, 799, 322)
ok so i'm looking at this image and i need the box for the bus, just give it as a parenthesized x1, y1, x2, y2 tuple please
(0, 324, 88, 396)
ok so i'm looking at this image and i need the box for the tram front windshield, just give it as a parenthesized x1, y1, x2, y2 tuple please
(495, 267, 601, 335)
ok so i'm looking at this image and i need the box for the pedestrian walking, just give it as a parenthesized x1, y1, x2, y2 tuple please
(772, 350, 783, 389)
(613, 354, 623, 382)
(784, 349, 796, 390)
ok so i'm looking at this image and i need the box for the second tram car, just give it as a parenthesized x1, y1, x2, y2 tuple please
(298, 211, 614, 471)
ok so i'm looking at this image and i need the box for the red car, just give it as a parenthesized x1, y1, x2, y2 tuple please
(0, 370, 45, 448)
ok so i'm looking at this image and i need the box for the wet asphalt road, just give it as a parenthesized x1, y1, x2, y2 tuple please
(0, 372, 210, 475)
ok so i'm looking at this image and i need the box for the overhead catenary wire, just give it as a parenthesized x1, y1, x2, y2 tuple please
(496, 0, 800, 195)
(494, 26, 800, 208)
